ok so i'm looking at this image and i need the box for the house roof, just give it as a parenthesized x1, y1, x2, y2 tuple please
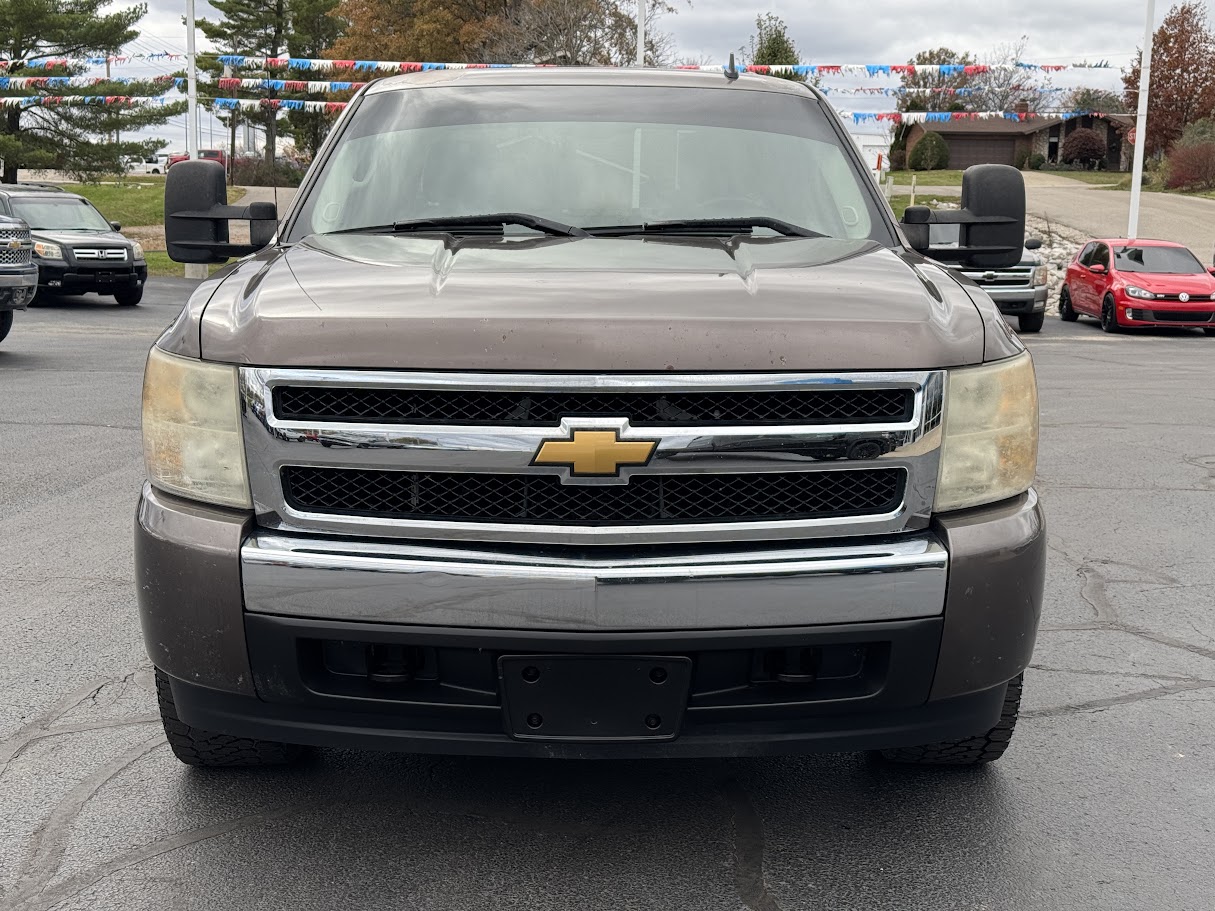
(915, 114, 1134, 136)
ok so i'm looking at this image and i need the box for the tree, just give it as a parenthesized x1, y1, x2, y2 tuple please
(897, 48, 975, 113)
(200, 0, 289, 167)
(1123, 2, 1215, 156)
(968, 36, 1044, 112)
(746, 13, 805, 82)
(1061, 128, 1106, 168)
(1065, 88, 1126, 114)
(286, 0, 348, 159)
(0, 0, 182, 183)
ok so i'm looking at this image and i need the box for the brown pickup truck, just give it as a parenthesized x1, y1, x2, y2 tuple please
(138, 67, 1044, 769)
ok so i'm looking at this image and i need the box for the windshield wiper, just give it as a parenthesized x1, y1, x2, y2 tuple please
(586, 218, 824, 238)
(329, 214, 588, 238)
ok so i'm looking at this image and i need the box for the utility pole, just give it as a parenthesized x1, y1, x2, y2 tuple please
(1128, 0, 1156, 239)
(184, 0, 208, 279)
(636, 0, 646, 67)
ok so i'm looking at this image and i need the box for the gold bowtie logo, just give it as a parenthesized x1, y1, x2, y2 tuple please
(533, 429, 658, 477)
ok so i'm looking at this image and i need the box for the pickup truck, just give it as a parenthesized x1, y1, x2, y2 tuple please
(931, 223, 1050, 333)
(139, 68, 1044, 769)
(0, 215, 37, 345)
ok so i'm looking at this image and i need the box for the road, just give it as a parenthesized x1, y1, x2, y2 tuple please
(2, 282, 1215, 911)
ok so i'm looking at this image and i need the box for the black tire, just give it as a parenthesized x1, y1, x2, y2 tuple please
(155, 668, 305, 767)
(1059, 286, 1078, 322)
(1100, 295, 1121, 333)
(0, 310, 12, 344)
(1204, 327, 1215, 337)
(879, 674, 1022, 766)
(114, 284, 143, 306)
(1018, 312, 1045, 333)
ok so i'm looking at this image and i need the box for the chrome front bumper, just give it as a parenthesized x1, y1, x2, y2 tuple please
(241, 532, 948, 630)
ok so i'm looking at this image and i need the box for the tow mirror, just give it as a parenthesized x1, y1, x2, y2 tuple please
(1025, 237, 1043, 251)
(164, 160, 278, 264)
(899, 164, 1027, 269)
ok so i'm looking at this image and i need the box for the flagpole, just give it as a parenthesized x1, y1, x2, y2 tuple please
(1128, 0, 1156, 239)
(636, 0, 646, 67)
(184, 0, 208, 279)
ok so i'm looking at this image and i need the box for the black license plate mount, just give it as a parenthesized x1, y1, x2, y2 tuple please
(499, 655, 692, 742)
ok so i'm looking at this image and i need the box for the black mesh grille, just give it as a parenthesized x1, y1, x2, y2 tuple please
(1143, 309, 1215, 322)
(272, 387, 913, 426)
(281, 467, 905, 525)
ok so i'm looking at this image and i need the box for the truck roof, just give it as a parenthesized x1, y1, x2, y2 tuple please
(365, 66, 821, 99)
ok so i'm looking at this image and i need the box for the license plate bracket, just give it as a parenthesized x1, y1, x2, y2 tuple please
(499, 655, 692, 742)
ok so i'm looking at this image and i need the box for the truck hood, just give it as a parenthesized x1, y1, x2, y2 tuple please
(197, 233, 993, 371)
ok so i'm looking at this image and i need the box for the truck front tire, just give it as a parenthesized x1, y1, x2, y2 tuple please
(1018, 313, 1044, 333)
(155, 668, 305, 767)
(0, 310, 12, 344)
(878, 674, 1022, 766)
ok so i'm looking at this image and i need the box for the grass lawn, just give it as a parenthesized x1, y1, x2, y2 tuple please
(889, 170, 965, 186)
(1049, 170, 1127, 186)
(143, 251, 229, 278)
(889, 197, 911, 220)
(58, 181, 247, 229)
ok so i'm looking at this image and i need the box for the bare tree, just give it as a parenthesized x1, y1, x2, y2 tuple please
(969, 36, 1045, 112)
(486, 0, 677, 66)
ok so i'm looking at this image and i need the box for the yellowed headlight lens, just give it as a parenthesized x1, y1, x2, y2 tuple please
(936, 352, 1039, 512)
(141, 347, 251, 509)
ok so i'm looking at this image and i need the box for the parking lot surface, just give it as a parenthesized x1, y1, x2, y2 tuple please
(2, 280, 1213, 911)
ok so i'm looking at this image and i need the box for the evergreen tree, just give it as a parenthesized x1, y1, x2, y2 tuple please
(286, 0, 347, 160)
(747, 13, 805, 82)
(0, 0, 182, 183)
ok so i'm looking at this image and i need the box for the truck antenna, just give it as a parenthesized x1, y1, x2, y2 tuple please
(726, 53, 739, 81)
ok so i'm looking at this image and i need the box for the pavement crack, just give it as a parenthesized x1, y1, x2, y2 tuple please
(0, 678, 113, 770)
(1026, 680, 1215, 718)
(15, 802, 318, 911)
(8, 737, 164, 907)
(1027, 664, 1215, 684)
(720, 778, 784, 911)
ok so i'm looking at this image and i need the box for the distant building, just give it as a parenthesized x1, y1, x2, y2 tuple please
(904, 106, 1135, 171)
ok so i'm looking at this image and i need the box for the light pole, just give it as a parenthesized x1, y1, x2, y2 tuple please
(1128, 0, 1156, 239)
(184, 0, 208, 279)
(636, 0, 646, 67)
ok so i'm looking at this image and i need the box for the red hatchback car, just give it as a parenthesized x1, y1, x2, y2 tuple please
(1061, 238, 1215, 335)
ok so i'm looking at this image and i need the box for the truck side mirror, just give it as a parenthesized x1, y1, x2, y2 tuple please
(898, 164, 1027, 269)
(164, 160, 278, 264)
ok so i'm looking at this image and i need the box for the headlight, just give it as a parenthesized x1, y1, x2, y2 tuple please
(936, 352, 1038, 513)
(132, 241, 145, 260)
(1033, 265, 1049, 286)
(1125, 285, 1155, 300)
(34, 241, 62, 259)
(142, 347, 251, 509)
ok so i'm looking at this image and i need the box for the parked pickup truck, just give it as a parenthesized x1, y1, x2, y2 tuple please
(930, 223, 1050, 333)
(140, 68, 1044, 769)
(0, 215, 37, 345)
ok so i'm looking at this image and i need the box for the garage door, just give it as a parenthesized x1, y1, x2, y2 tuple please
(945, 136, 1018, 168)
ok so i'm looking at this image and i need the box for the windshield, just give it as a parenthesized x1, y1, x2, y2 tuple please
(290, 85, 886, 243)
(1114, 245, 1205, 275)
(10, 197, 112, 232)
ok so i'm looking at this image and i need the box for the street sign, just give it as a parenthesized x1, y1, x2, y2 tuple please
(1128, 128, 1137, 145)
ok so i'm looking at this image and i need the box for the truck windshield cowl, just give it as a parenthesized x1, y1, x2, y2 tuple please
(289, 85, 889, 246)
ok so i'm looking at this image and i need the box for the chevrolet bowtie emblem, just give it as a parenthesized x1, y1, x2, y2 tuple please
(533, 429, 657, 477)
(6, 239, 22, 251)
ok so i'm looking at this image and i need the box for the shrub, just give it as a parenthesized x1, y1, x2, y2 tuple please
(1061, 128, 1107, 168)
(1028, 153, 1047, 170)
(889, 149, 907, 171)
(229, 156, 304, 188)
(1164, 142, 1215, 190)
(1177, 119, 1215, 148)
(1014, 148, 1030, 170)
(908, 131, 950, 171)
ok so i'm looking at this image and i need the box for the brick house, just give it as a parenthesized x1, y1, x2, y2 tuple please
(904, 107, 1135, 171)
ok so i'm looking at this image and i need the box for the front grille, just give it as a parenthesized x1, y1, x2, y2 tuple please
(74, 248, 127, 261)
(1152, 294, 1213, 302)
(273, 387, 914, 427)
(1143, 309, 1215, 322)
(281, 466, 905, 525)
(0, 226, 32, 266)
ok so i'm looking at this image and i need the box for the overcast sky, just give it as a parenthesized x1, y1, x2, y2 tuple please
(116, 0, 1180, 148)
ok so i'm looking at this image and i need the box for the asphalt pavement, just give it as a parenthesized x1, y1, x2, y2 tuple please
(2, 280, 1214, 911)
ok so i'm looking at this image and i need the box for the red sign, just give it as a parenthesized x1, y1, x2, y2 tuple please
(1128, 128, 1137, 145)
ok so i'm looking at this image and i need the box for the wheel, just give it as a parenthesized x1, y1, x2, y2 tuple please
(0, 310, 12, 344)
(1204, 327, 1215, 337)
(152, 168, 161, 175)
(1100, 295, 1121, 333)
(114, 284, 143, 306)
(1059, 286, 1078, 322)
(155, 668, 305, 767)
(1018, 312, 1045, 333)
(879, 674, 1022, 766)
